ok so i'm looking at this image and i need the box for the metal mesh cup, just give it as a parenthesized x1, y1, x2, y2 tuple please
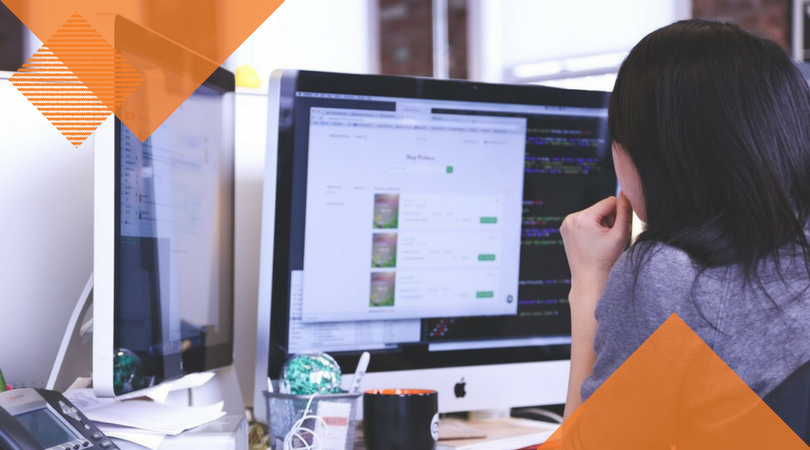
(264, 391, 360, 450)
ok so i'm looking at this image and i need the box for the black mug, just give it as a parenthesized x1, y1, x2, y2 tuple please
(363, 389, 439, 450)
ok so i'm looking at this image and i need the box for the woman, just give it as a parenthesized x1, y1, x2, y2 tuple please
(560, 19, 810, 433)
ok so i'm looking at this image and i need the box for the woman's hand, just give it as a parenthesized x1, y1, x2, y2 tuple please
(560, 192, 633, 293)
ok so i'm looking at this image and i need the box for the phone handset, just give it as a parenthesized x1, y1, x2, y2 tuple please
(0, 405, 43, 450)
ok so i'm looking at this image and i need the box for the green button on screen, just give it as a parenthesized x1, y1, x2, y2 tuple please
(476, 291, 494, 298)
(478, 254, 496, 261)
(480, 217, 497, 224)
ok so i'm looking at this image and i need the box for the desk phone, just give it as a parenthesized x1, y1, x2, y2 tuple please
(0, 388, 115, 450)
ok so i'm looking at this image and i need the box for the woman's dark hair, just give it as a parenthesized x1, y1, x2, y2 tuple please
(610, 20, 810, 281)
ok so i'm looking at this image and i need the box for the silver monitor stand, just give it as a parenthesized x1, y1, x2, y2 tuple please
(47, 272, 245, 416)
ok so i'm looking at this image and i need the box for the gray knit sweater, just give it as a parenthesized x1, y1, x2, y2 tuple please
(581, 242, 810, 402)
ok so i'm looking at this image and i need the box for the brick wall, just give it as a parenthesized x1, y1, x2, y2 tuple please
(376, 0, 795, 79)
(693, 0, 791, 50)
(378, 0, 468, 78)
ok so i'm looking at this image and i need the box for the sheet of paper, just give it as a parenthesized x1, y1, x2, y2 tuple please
(63, 389, 119, 412)
(84, 400, 226, 435)
(98, 424, 166, 450)
(117, 372, 217, 403)
(66, 377, 92, 391)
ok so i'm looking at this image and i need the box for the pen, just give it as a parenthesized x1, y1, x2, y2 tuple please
(349, 352, 371, 394)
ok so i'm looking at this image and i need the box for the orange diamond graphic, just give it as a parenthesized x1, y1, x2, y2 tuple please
(10, 12, 144, 147)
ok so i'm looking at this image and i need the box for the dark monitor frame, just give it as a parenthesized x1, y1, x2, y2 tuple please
(263, 70, 615, 379)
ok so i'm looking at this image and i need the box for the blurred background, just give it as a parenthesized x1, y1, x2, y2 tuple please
(0, 0, 806, 407)
(0, 0, 802, 91)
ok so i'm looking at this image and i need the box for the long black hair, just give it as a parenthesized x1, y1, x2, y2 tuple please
(610, 20, 810, 284)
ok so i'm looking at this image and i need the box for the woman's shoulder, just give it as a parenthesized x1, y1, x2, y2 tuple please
(608, 239, 810, 302)
(598, 241, 728, 340)
(607, 241, 703, 293)
(599, 239, 810, 339)
(593, 240, 810, 400)
(585, 242, 718, 403)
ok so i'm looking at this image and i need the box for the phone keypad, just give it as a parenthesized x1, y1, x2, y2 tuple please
(45, 440, 89, 450)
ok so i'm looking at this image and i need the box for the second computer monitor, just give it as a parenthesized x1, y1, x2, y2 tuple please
(93, 17, 236, 396)
(255, 70, 616, 421)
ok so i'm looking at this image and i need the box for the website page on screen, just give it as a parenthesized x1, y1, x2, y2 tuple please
(301, 107, 527, 323)
(116, 85, 231, 385)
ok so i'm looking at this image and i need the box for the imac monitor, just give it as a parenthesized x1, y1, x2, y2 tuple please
(255, 70, 615, 420)
(93, 20, 235, 397)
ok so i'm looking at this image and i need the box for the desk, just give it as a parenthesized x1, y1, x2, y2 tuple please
(351, 418, 558, 450)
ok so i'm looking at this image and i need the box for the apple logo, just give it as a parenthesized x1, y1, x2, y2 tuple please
(454, 378, 466, 398)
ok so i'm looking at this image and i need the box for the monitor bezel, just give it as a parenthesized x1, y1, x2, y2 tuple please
(111, 68, 235, 395)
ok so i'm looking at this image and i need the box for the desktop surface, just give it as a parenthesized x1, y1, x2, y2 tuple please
(351, 417, 558, 450)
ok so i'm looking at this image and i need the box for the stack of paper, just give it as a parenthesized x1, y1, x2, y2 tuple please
(92, 423, 167, 449)
(87, 401, 226, 448)
(64, 373, 225, 450)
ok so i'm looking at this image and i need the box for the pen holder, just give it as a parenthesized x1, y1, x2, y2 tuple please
(264, 391, 361, 450)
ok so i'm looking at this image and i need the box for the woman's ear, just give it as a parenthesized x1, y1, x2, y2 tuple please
(612, 143, 646, 223)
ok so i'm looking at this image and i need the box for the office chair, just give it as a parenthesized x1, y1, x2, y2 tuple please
(764, 358, 810, 444)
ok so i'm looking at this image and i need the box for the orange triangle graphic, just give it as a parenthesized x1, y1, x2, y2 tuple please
(2, 0, 284, 141)
(538, 315, 808, 450)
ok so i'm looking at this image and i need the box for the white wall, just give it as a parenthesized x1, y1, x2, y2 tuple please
(233, 91, 270, 408)
(0, 74, 94, 389)
(225, 0, 375, 86)
(469, 0, 691, 83)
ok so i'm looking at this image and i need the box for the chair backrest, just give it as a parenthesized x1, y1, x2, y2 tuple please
(764, 358, 810, 444)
